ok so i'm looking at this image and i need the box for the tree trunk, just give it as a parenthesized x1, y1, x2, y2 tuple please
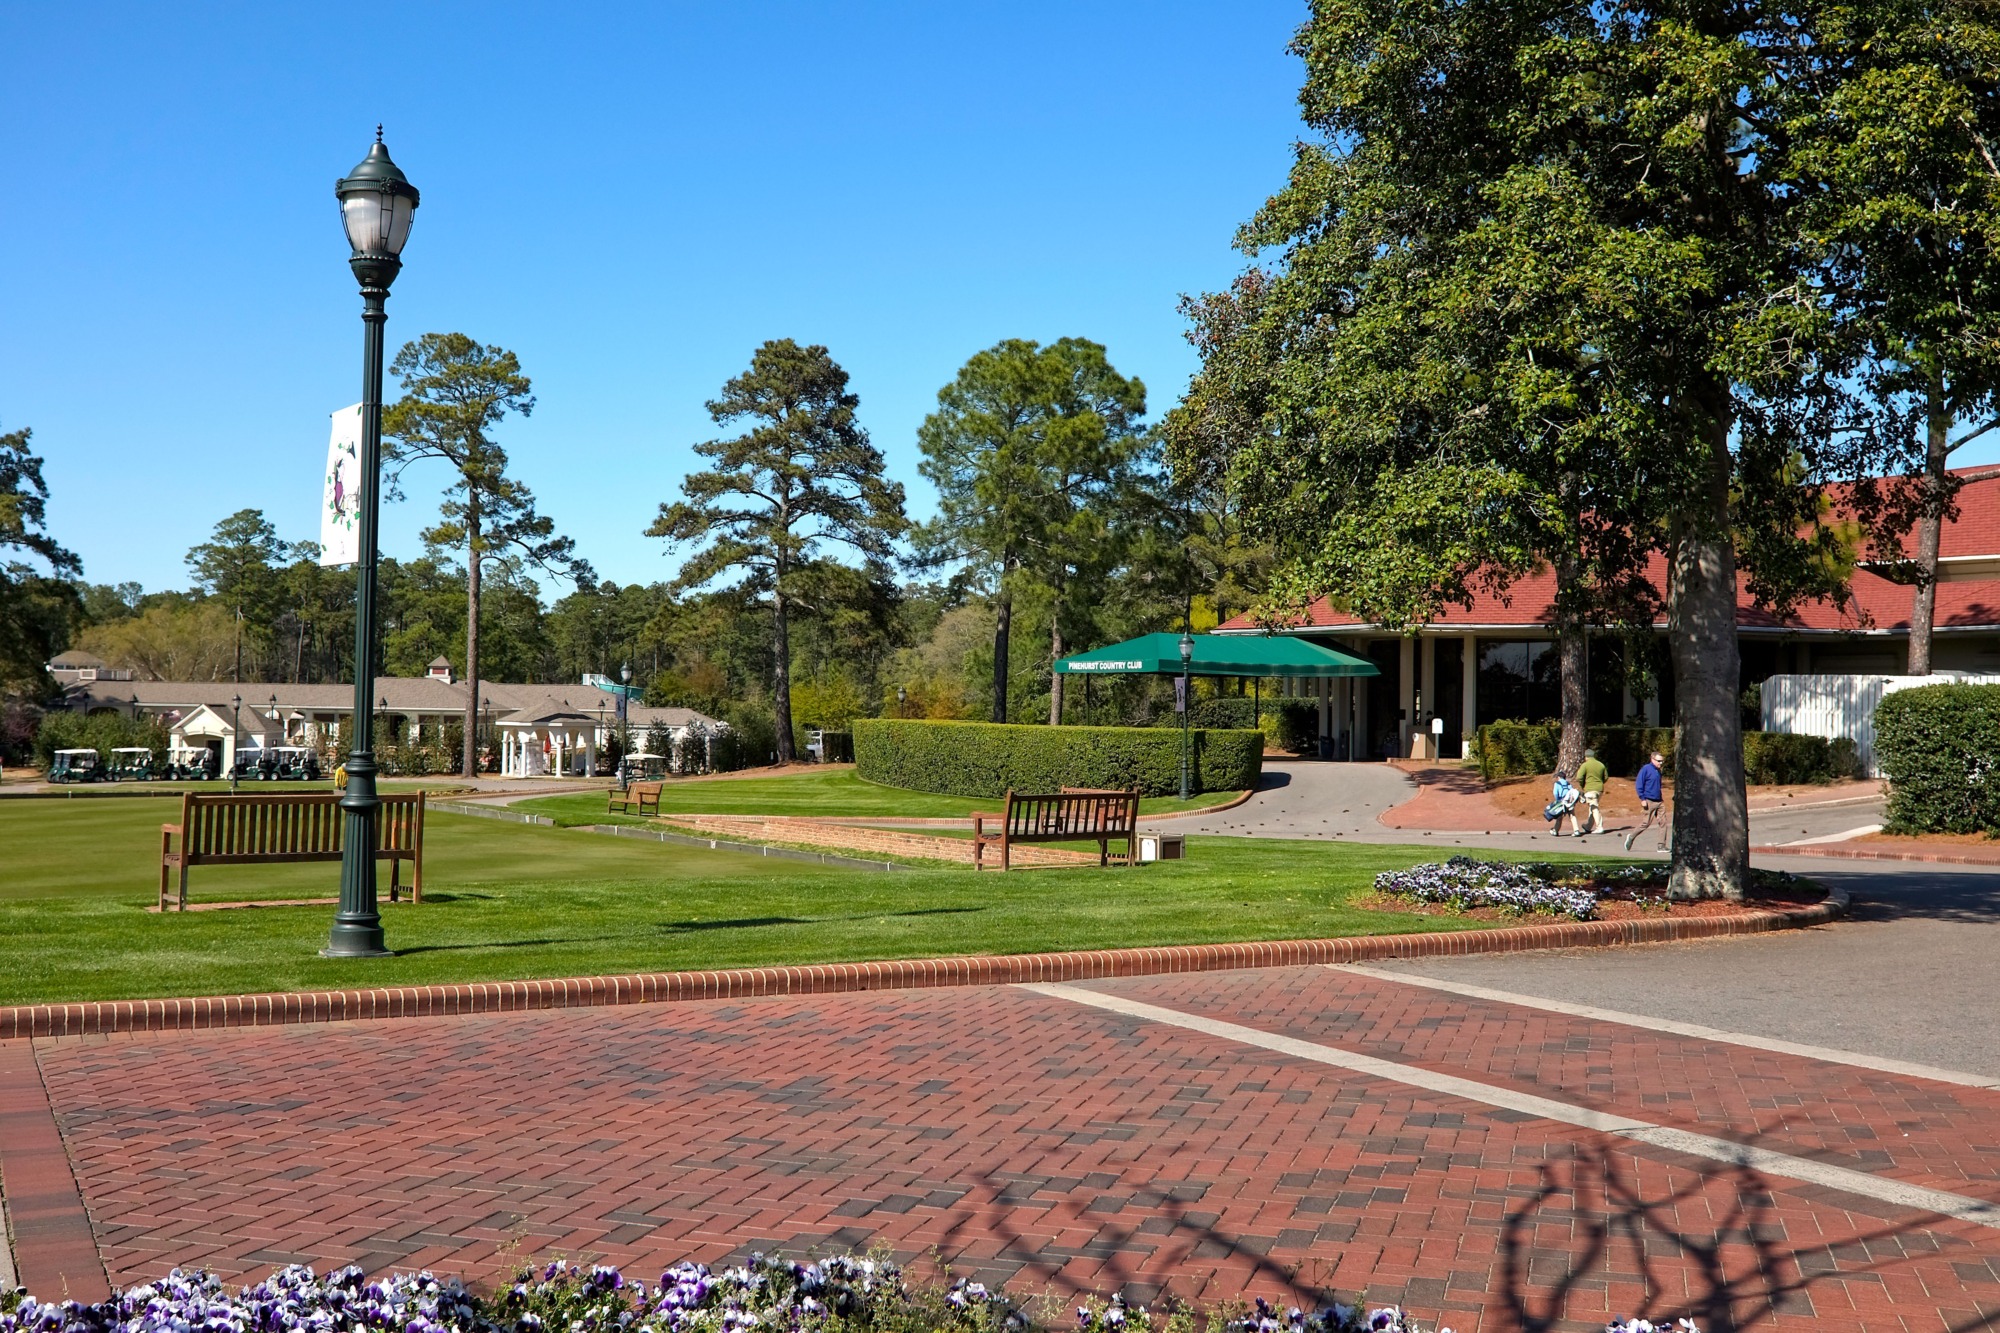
(463, 497, 481, 778)
(772, 581, 796, 764)
(1907, 376, 1951, 675)
(1667, 398, 1749, 900)
(1048, 597, 1065, 727)
(1554, 545, 1588, 775)
(1557, 619, 1588, 775)
(992, 590, 1012, 724)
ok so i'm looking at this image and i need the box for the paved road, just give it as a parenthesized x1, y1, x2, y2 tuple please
(1363, 860, 2000, 1081)
(11, 964, 1999, 1332)
(1153, 760, 1889, 853)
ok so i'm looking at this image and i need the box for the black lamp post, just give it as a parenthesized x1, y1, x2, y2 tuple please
(230, 693, 242, 792)
(616, 663, 633, 788)
(326, 128, 419, 960)
(1178, 631, 1194, 801)
(896, 685, 907, 718)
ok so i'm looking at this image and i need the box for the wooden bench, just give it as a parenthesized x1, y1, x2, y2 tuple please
(971, 788, 1139, 871)
(607, 780, 664, 816)
(159, 791, 426, 911)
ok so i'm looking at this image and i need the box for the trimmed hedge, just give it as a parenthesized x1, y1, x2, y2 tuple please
(854, 718, 1262, 797)
(1475, 721, 1856, 785)
(1876, 683, 2000, 833)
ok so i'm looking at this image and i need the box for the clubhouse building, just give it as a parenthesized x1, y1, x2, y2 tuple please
(1217, 465, 2000, 760)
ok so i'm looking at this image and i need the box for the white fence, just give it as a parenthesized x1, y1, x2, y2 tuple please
(1760, 672, 2000, 776)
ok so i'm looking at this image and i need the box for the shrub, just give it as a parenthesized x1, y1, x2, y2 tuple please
(1474, 721, 1854, 785)
(1740, 731, 1857, 786)
(33, 710, 169, 770)
(855, 719, 1262, 797)
(1155, 698, 1318, 754)
(1875, 682, 2000, 833)
(1262, 698, 1319, 754)
(1474, 722, 1674, 782)
(713, 704, 777, 771)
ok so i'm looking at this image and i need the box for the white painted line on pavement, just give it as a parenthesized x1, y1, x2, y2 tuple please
(1331, 964, 2000, 1090)
(1779, 824, 1884, 846)
(1023, 982, 2000, 1232)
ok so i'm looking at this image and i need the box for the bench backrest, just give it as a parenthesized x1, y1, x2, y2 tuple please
(178, 792, 424, 862)
(1003, 789, 1138, 838)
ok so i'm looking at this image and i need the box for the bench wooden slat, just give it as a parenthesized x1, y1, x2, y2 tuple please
(159, 791, 426, 911)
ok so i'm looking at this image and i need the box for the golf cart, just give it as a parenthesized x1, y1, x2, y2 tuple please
(49, 749, 105, 784)
(109, 747, 156, 781)
(619, 753, 667, 786)
(270, 746, 321, 780)
(167, 745, 217, 780)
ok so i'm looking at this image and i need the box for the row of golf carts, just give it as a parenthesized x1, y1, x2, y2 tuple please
(47, 745, 324, 783)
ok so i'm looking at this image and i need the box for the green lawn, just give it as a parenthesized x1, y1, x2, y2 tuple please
(0, 794, 1574, 1007)
(513, 769, 1242, 825)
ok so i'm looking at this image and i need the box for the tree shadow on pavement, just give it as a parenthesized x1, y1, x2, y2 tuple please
(1811, 867, 2000, 924)
(1496, 1144, 1996, 1333)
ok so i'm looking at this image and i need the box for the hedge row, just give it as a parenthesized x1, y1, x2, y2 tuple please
(1876, 682, 2000, 833)
(854, 718, 1263, 797)
(1475, 720, 1858, 785)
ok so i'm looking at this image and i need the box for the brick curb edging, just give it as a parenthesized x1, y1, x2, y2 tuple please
(0, 891, 1845, 1042)
(1752, 843, 2000, 866)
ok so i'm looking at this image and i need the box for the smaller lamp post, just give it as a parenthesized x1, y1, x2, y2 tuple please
(896, 685, 908, 718)
(269, 693, 281, 744)
(1178, 631, 1194, 801)
(230, 694, 243, 791)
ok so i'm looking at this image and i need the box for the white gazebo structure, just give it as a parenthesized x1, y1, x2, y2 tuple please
(498, 709, 603, 778)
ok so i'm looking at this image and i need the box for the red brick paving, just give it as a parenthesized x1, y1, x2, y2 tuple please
(10, 968, 1999, 1333)
(0, 1039, 109, 1301)
(1089, 969, 2000, 1207)
(0, 900, 1840, 1040)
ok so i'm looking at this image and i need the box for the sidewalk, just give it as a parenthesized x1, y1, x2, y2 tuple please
(11, 962, 1998, 1329)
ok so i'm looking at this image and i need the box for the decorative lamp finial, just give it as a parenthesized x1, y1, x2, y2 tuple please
(375, 123, 384, 143)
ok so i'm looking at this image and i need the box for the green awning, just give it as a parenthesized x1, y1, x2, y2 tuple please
(1052, 632, 1379, 678)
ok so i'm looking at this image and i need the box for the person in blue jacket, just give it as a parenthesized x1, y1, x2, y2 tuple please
(1625, 750, 1667, 851)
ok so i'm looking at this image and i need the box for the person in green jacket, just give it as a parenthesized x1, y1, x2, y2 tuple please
(1575, 747, 1608, 837)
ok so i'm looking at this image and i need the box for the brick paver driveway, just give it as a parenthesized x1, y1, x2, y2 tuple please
(9, 964, 1999, 1333)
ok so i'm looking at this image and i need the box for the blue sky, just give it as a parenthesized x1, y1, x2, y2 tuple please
(0, 3, 1310, 595)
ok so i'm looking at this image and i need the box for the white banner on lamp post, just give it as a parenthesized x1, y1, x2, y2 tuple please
(319, 404, 363, 567)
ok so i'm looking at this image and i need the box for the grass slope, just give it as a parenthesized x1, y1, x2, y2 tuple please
(0, 795, 1542, 1007)
(514, 769, 1240, 825)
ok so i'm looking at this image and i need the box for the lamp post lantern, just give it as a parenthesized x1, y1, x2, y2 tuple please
(326, 127, 419, 960)
(1178, 631, 1194, 801)
(230, 694, 242, 792)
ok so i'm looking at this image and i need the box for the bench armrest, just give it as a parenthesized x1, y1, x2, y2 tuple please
(161, 823, 183, 836)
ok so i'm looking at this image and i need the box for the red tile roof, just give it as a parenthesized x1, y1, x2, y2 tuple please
(1219, 466, 2000, 636)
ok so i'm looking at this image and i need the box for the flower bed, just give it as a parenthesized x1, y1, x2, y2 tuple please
(1374, 856, 1601, 919)
(0, 1253, 1693, 1333)
(1373, 857, 1816, 922)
